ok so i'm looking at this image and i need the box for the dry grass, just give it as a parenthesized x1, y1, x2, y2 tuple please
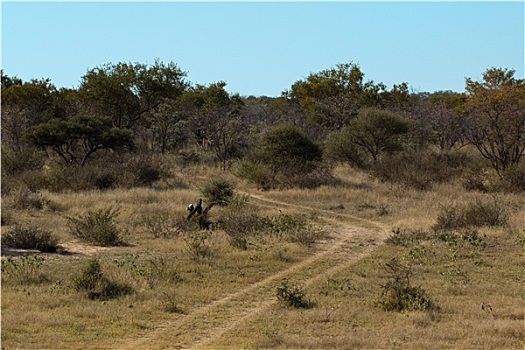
(1, 164, 524, 349)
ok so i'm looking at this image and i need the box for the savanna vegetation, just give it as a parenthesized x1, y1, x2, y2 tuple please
(1, 62, 524, 349)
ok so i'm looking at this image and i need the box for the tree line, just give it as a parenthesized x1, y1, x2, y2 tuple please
(2, 61, 524, 191)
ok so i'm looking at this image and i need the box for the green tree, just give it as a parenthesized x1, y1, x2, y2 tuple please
(80, 60, 188, 129)
(350, 108, 410, 162)
(324, 127, 364, 168)
(185, 82, 246, 169)
(464, 67, 525, 173)
(250, 125, 323, 187)
(25, 115, 134, 165)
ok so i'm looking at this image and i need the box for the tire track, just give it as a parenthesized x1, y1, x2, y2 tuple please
(122, 193, 390, 350)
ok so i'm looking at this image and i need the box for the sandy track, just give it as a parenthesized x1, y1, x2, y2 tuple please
(121, 193, 389, 350)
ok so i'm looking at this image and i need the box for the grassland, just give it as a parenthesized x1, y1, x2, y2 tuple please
(1, 165, 524, 349)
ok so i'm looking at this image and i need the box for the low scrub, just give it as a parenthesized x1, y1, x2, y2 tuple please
(386, 228, 428, 247)
(433, 198, 508, 231)
(276, 280, 315, 309)
(67, 206, 124, 246)
(378, 258, 436, 312)
(73, 259, 133, 300)
(1, 255, 49, 285)
(372, 151, 473, 190)
(200, 177, 235, 205)
(2, 223, 60, 253)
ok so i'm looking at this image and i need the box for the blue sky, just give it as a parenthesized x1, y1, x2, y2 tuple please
(2, 1, 524, 97)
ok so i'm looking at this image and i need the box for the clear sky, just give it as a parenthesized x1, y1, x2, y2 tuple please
(2, 1, 524, 97)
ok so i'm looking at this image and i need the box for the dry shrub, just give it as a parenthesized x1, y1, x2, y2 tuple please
(276, 280, 315, 309)
(372, 151, 473, 190)
(2, 223, 60, 253)
(433, 198, 509, 231)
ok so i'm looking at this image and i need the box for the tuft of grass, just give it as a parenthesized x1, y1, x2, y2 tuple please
(67, 206, 124, 246)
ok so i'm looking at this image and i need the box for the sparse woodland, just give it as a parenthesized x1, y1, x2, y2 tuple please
(1, 63, 524, 349)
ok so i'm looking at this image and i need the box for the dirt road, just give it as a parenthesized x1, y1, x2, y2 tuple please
(122, 193, 390, 349)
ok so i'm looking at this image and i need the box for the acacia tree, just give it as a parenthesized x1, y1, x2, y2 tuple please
(350, 108, 410, 162)
(464, 68, 525, 173)
(25, 115, 134, 166)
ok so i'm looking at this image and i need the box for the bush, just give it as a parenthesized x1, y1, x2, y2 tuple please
(234, 159, 272, 191)
(1, 255, 49, 285)
(249, 125, 323, 189)
(386, 228, 428, 247)
(372, 151, 472, 191)
(139, 212, 180, 238)
(200, 177, 234, 205)
(11, 187, 44, 210)
(73, 259, 133, 300)
(184, 232, 213, 260)
(67, 206, 123, 246)
(276, 280, 315, 309)
(378, 258, 436, 312)
(433, 198, 509, 231)
(2, 223, 60, 253)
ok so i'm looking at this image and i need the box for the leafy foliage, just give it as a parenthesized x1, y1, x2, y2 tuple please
(2, 223, 60, 253)
(67, 206, 123, 246)
(200, 177, 234, 205)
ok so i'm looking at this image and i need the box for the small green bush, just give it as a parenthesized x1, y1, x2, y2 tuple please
(276, 280, 315, 309)
(234, 159, 273, 191)
(67, 206, 123, 246)
(1, 255, 49, 285)
(2, 223, 59, 253)
(73, 259, 133, 300)
(184, 232, 213, 260)
(378, 259, 436, 312)
(200, 177, 234, 205)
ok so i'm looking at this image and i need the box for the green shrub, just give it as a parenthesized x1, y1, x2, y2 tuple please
(276, 280, 315, 309)
(268, 214, 307, 237)
(73, 259, 133, 300)
(378, 258, 436, 312)
(1, 255, 49, 285)
(200, 177, 234, 205)
(184, 232, 213, 260)
(234, 159, 272, 191)
(67, 206, 123, 246)
(2, 223, 59, 253)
